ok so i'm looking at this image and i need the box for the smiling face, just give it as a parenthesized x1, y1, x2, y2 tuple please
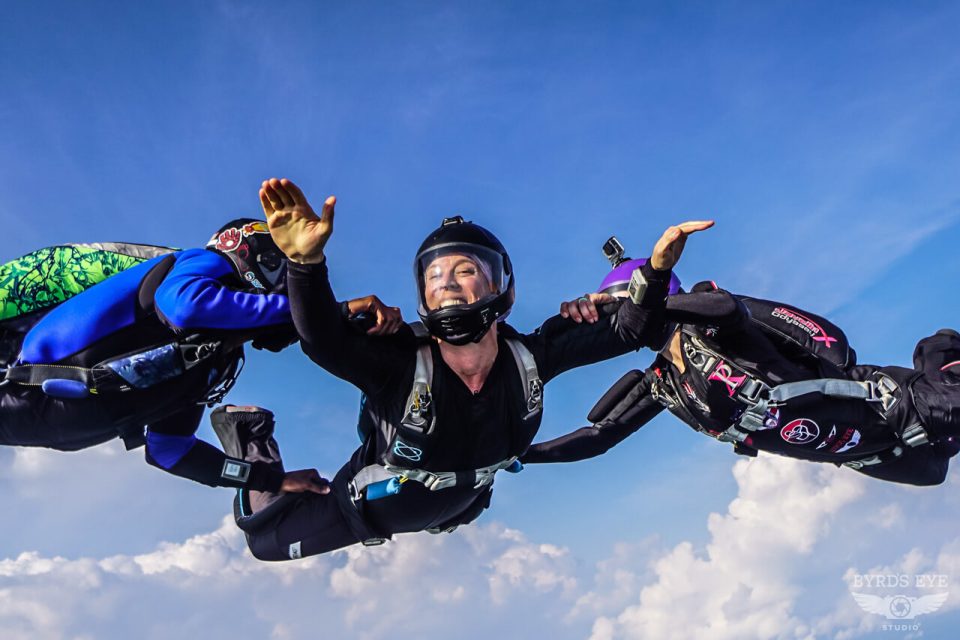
(422, 253, 494, 311)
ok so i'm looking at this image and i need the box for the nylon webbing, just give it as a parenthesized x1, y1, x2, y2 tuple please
(505, 339, 543, 417)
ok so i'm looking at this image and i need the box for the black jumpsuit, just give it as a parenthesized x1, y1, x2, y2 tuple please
(233, 260, 674, 560)
(523, 287, 960, 487)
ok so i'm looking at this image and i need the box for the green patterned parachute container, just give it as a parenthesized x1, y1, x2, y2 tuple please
(0, 242, 178, 326)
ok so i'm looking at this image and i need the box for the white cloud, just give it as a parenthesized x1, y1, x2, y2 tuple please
(4, 444, 960, 640)
(0, 512, 589, 640)
(568, 454, 960, 640)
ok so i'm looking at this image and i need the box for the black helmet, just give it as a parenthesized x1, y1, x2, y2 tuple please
(206, 218, 286, 293)
(414, 216, 514, 345)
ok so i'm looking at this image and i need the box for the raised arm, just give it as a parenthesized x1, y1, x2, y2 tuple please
(259, 178, 412, 396)
(534, 220, 714, 381)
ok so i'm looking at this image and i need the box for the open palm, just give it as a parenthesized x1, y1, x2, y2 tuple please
(259, 177, 335, 264)
(651, 220, 714, 271)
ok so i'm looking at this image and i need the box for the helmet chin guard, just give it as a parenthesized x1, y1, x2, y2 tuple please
(415, 216, 514, 345)
(422, 289, 515, 345)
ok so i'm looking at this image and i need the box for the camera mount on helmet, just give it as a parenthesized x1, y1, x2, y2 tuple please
(597, 235, 682, 297)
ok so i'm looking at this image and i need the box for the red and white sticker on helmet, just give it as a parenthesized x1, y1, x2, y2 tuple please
(215, 221, 270, 252)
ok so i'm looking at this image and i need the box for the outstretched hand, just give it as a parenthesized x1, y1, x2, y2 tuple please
(560, 293, 617, 324)
(347, 294, 405, 336)
(650, 220, 714, 271)
(259, 178, 335, 265)
(280, 468, 331, 495)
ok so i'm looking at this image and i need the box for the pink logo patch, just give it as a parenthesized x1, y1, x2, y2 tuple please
(708, 361, 746, 397)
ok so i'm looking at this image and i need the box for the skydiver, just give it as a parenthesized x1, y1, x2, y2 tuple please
(210, 178, 711, 560)
(522, 240, 960, 486)
(0, 219, 394, 496)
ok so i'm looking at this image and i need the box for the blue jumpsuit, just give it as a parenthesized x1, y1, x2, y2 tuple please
(0, 248, 292, 490)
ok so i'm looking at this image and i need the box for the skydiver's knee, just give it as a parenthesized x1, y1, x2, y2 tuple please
(245, 532, 288, 562)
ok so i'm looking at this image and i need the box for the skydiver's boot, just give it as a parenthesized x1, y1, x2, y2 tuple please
(913, 329, 960, 376)
(909, 331, 960, 448)
(211, 405, 292, 529)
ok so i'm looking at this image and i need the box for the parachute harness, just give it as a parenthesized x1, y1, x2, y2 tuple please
(676, 330, 929, 468)
(3, 334, 228, 401)
(346, 337, 539, 506)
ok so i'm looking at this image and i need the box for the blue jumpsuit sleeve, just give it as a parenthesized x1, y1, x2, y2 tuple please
(144, 406, 284, 490)
(154, 249, 291, 332)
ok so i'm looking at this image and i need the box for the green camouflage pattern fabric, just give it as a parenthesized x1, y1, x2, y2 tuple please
(0, 245, 148, 322)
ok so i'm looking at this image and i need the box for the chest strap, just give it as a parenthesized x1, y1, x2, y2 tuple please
(348, 457, 523, 502)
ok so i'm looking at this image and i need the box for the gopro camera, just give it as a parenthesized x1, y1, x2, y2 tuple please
(602, 236, 627, 268)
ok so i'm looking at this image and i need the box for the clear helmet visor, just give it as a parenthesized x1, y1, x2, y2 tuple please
(415, 243, 510, 316)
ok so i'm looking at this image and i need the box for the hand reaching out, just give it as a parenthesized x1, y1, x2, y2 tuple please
(560, 293, 617, 324)
(650, 220, 714, 271)
(259, 178, 335, 265)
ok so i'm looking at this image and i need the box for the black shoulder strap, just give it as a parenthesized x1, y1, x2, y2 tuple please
(137, 253, 177, 316)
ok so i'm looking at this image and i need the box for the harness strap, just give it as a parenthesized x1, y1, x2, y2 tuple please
(735, 376, 899, 433)
(348, 457, 522, 502)
(680, 334, 931, 452)
(4, 363, 102, 387)
(505, 339, 543, 418)
(4, 336, 223, 397)
(356, 335, 539, 503)
(201, 351, 244, 407)
(400, 344, 435, 434)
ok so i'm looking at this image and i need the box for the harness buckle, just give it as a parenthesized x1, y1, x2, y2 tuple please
(683, 341, 715, 373)
(426, 525, 458, 535)
(403, 384, 433, 430)
(650, 378, 677, 408)
(421, 471, 457, 491)
(870, 375, 901, 414)
(473, 468, 499, 489)
(527, 378, 543, 414)
(901, 423, 930, 448)
(736, 410, 766, 433)
(180, 339, 221, 368)
(716, 427, 748, 444)
(362, 538, 388, 547)
(737, 379, 768, 406)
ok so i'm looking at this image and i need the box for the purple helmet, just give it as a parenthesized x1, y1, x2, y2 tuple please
(597, 236, 682, 296)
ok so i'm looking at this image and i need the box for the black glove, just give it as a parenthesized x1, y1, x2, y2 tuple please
(251, 325, 299, 352)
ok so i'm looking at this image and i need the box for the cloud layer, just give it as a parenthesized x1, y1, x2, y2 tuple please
(4, 444, 960, 639)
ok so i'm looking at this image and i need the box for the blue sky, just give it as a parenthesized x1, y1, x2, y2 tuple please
(2, 1, 960, 638)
